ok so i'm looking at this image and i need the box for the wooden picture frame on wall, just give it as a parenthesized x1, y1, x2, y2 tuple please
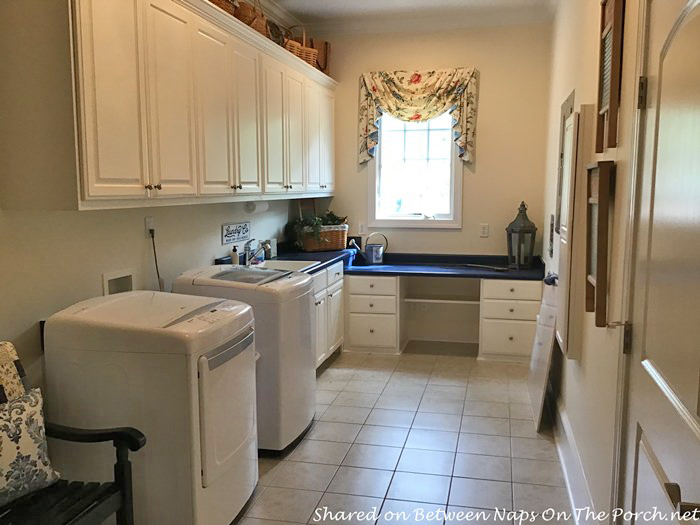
(586, 161, 615, 327)
(595, 0, 625, 153)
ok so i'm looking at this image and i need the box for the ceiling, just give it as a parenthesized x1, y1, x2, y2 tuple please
(274, 0, 556, 33)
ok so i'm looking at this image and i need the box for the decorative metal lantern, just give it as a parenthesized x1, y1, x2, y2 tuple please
(506, 201, 537, 269)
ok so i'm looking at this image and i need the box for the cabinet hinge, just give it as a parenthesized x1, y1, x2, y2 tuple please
(637, 76, 648, 109)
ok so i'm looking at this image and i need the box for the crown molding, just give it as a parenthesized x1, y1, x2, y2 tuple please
(258, 0, 302, 28)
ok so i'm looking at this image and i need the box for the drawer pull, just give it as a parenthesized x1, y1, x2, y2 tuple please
(369, 303, 374, 308)
(335, 272, 341, 277)
(508, 336, 514, 341)
(510, 288, 515, 293)
(369, 329, 374, 333)
(509, 308, 515, 313)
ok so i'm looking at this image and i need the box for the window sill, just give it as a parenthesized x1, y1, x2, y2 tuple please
(369, 218, 462, 229)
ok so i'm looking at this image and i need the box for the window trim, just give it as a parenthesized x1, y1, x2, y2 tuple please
(368, 116, 463, 230)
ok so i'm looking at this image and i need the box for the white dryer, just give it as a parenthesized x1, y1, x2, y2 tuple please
(173, 265, 316, 451)
(44, 291, 258, 525)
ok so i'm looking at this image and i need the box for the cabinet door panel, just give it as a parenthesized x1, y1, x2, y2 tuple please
(327, 281, 344, 353)
(145, 0, 197, 197)
(304, 82, 321, 192)
(262, 57, 286, 193)
(75, 0, 148, 198)
(286, 68, 305, 192)
(320, 88, 335, 191)
(232, 39, 262, 194)
(194, 21, 232, 195)
(315, 291, 328, 367)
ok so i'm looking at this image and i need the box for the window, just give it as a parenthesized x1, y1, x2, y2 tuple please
(370, 112, 462, 228)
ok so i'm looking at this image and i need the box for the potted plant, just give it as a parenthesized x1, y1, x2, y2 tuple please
(285, 211, 349, 252)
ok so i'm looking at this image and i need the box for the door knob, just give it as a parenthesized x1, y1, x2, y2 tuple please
(664, 483, 700, 518)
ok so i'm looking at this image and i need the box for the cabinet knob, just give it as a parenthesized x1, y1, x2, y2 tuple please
(369, 329, 374, 333)
(509, 308, 514, 313)
(238, 184, 243, 190)
(154, 183, 162, 190)
(145, 184, 153, 190)
(508, 336, 514, 341)
(369, 284, 374, 288)
(369, 304, 374, 308)
(510, 288, 515, 292)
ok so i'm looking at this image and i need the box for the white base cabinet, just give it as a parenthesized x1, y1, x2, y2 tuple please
(314, 262, 345, 368)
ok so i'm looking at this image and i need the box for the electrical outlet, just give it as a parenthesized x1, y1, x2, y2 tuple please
(145, 216, 155, 237)
(358, 222, 368, 235)
(479, 223, 489, 238)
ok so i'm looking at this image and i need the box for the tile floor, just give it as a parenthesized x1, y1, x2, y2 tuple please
(241, 352, 571, 525)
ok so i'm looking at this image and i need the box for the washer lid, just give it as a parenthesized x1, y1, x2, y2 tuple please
(210, 266, 291, 285)
(62, 291, 238, 330)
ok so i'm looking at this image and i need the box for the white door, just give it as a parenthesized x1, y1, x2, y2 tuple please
(304, 82, 322, 192)
(621, 0, 700, 519)
(285, 68, 305, 193)
(74, 0, 149, 198)
(193, 20, 233, 196)
(231, 38, 262, 195)
(320, 88, 335, 192)
(555, 111, 579, 356)
(314, 290, 328, 367)
(145, 0, 197, 197)
(326, 281, 344, 355)
(261, 56, 286, 194)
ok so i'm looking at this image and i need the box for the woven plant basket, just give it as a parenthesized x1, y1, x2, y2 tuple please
(235, 0, 267, 37)
(208, 0, 237, 17)
(284, 27, 318, 68)
(301, 224, 348, 252)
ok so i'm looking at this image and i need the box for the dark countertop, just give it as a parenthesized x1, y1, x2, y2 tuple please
(275, 249, 357, 274)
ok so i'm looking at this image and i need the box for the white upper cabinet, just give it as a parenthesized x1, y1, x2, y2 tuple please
(231, 39, 262, 195)
(304, 82, 322, 192)
(320, 87, 335, 192)
(193, 19, 234, 195)
(74, 0, 149, 198)
(285, 67, 305, 193)
(262, 56, 287, 194)
(145, 0, 197, 197)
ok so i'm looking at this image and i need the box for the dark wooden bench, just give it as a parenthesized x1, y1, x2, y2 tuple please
(0, 423, 146, 525)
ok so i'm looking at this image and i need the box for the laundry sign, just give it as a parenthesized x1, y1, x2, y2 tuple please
(221, 221, 250, 245)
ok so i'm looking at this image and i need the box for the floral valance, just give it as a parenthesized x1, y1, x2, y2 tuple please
(358, 67, 479, 164)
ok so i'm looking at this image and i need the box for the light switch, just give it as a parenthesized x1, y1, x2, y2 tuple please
(479, 223, 489, 238)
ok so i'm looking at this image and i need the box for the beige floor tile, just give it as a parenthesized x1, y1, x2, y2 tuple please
(258, 457, 283, 485)
(512, 483, 570, 513)
(342, 443, 402, 470)
(320, 368, 356, 381)
(463, 401, 510, 419)
(315, 404, 329, 420)
(424, 385, 467, 400)
(310, 493, 383, 525)
(509, 403, 533, 420)
(508, 419, 544, 440)
(287, 440, 351, 465)
(466, 385, 510, 403)
(264, 461, 338, 491)
(378, 499, 445, 525)
(366, 408, 416, 428)
(449, 477, 513, 510)
(511, 458, 565, 487)
(317, 390, 340, 405)
(327, 466, 393, 498)
(510, 437, 558, 461)
(241, 518, 304, 525)
(375, 394, 422, 411)
(445, 506, 513, 525)
(307, 422, 362, 443)
(320, 405, 371, 424)
(418, 396, 464, 415)
(332, 391, 380, 408)
(387, 472, 451, 504)
(317, 379, 349, 391)
(247, 487, 323, 523)
(405, 428, 459, 452)
(344, 380, 387, 394)
(396, 448, 455, 476)
(453, 453, 511, 482)
(382, 383, 427, 397)
(412, 412, 462, 432)
(428, 373, 469, 387)
(355, 425, 409, 447)
(460, 416, 510, 437)
(457, 433, 511, 457)
(351, 370, 393, 382)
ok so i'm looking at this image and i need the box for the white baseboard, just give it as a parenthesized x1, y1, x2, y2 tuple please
(554, 403, 600, 525)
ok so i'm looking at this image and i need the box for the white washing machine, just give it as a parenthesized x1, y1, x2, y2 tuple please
(44, 291, 258, 525)
(173, 265, 316, 451)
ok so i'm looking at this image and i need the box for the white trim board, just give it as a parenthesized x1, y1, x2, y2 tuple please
(554, 403, 599, 525)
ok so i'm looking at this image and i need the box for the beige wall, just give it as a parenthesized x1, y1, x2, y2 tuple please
(543, 0, 641, 514)
(327, 24, 552, 254)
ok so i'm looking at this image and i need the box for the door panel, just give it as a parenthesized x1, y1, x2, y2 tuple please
(145, 0, 197, 197)
(286, 68, 305, 192)
(232, 39, 262, 194)
(327, 281, 343, 354)
(623, 0, 700, 518)
(305, 82, 322, 192)
(75, 0, 148, 198)
(314, 291, 327, 367)
(320, 88, 335, 191)
(262, 57, 285, 193)
(194, 21, 232, 195)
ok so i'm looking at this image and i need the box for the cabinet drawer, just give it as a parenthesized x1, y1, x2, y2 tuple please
(312, 269, 328, 294)
(480, 319, 537, 357)
(482, 280, 542, 301)
(481, 299, 539, 321)
(348, 294, 396, 314)
(327, 261, 344, 287)
(347, 276, 397, 296)
(348, 314, 397, 348)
